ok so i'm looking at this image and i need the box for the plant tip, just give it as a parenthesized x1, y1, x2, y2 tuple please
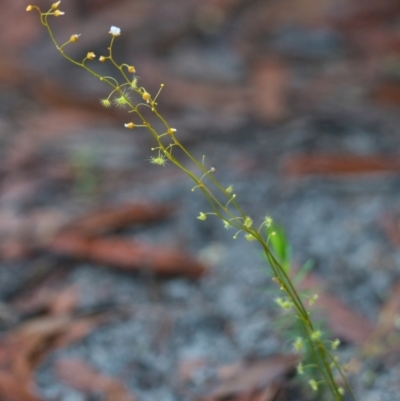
(293, 337, 304, 351)
(197, 212, 207, 221)
(245, 233, 256, 242)
(70, 34, 81, 42)
(149, 154, 167, 167)
(244, 216, 253, 228)
(86, 52, 96, 60)
(100, 99, 111, 108)
(297, 363, 304, 375)
(142, 91, 151, 103)
(311, 330, 322, 341)
(309, 379, 318, 391)
(51, 1, 61, 10)
(109, 26, 121, 36)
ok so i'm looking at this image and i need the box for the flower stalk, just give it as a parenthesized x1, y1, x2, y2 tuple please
(27, 3, 356, 400)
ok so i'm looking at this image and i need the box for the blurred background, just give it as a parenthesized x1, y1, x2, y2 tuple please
(2, 0, 400, 400)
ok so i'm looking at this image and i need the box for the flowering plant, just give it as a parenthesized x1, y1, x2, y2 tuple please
(27, 2, 356, 400)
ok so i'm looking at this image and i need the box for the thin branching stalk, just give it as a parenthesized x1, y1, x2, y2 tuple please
(27, 3, 357, 400)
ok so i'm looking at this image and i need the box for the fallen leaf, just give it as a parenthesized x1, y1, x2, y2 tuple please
(250, 58, 288, 123)
(0, 239, 32, 261)
(56, 358, 137, 401)
(282, 154, 400, 176)
(50, 233, 206, 278)
(66, 203, 173, 235)
(49, 286, 79, 316)
(298, 273, 374, 344)
(0, 315, 102, 401)
(374, 81, 400, 106)
(380, 214, 400, 247)
(198, 355, 297, 401)
(362, 280, 400, 356)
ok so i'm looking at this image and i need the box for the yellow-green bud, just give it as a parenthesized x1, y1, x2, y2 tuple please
(51, 1, 61, 10)
(244, 216, 253, 228)
(311, 330, 322, 341)
(293, 337, 304, 351)
(142, 91, 151, 103)
(245, 233, 256, 242)
(297, 363, 304, 375)
(70, 34, 81, 43)
(197, 212, 207, 221)
(308, 293, 318, 306)
(275, 297, 292, 310)
(309, 379, 318, 391)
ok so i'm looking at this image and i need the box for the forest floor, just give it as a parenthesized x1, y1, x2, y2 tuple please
(2, 1, 400, 400)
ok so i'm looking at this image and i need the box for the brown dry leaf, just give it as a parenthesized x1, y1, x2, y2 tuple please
(198, 355, 297, 401)
(66, 203, 173, 235)
(367, 216, 400, 355)
(333, 0, 400, 60)
(49, 286, 79, 316)
(20, 108, 112, 142)
(298, 273, 374, 344)
(362, 280, 400, 357)
(54, 319, 103, 349)
(50, 233, 206, 278)
(380, 214, 400, 247)
(12, 280, 72, 317)
(237, 0, 331, 41)
(373, 82, 400, 106)
(0, 315, 102, 401)
(282, 154, 400, 176)
(55, 358, 137, 401)
(334, 0, 400, 32)
(0, 239, 33, 261)
(0, 372, 40, 401)
(250, 58, 288, 123)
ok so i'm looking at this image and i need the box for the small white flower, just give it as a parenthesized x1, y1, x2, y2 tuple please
(109, 26, 121, 36)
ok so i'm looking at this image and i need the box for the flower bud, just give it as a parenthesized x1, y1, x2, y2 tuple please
(86, 52, 96, 60)
(128, 65, 136, 73)
(70, 34, 81, 43)
(142, 91, 151, 103)
(109, 26, 121, 36)
(26, 5, 33, 11)
(53, 10, 65, 16)
(197, 212, 207, 221)
(124, 122, 135, 129)
(51, 1, 61, 10)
